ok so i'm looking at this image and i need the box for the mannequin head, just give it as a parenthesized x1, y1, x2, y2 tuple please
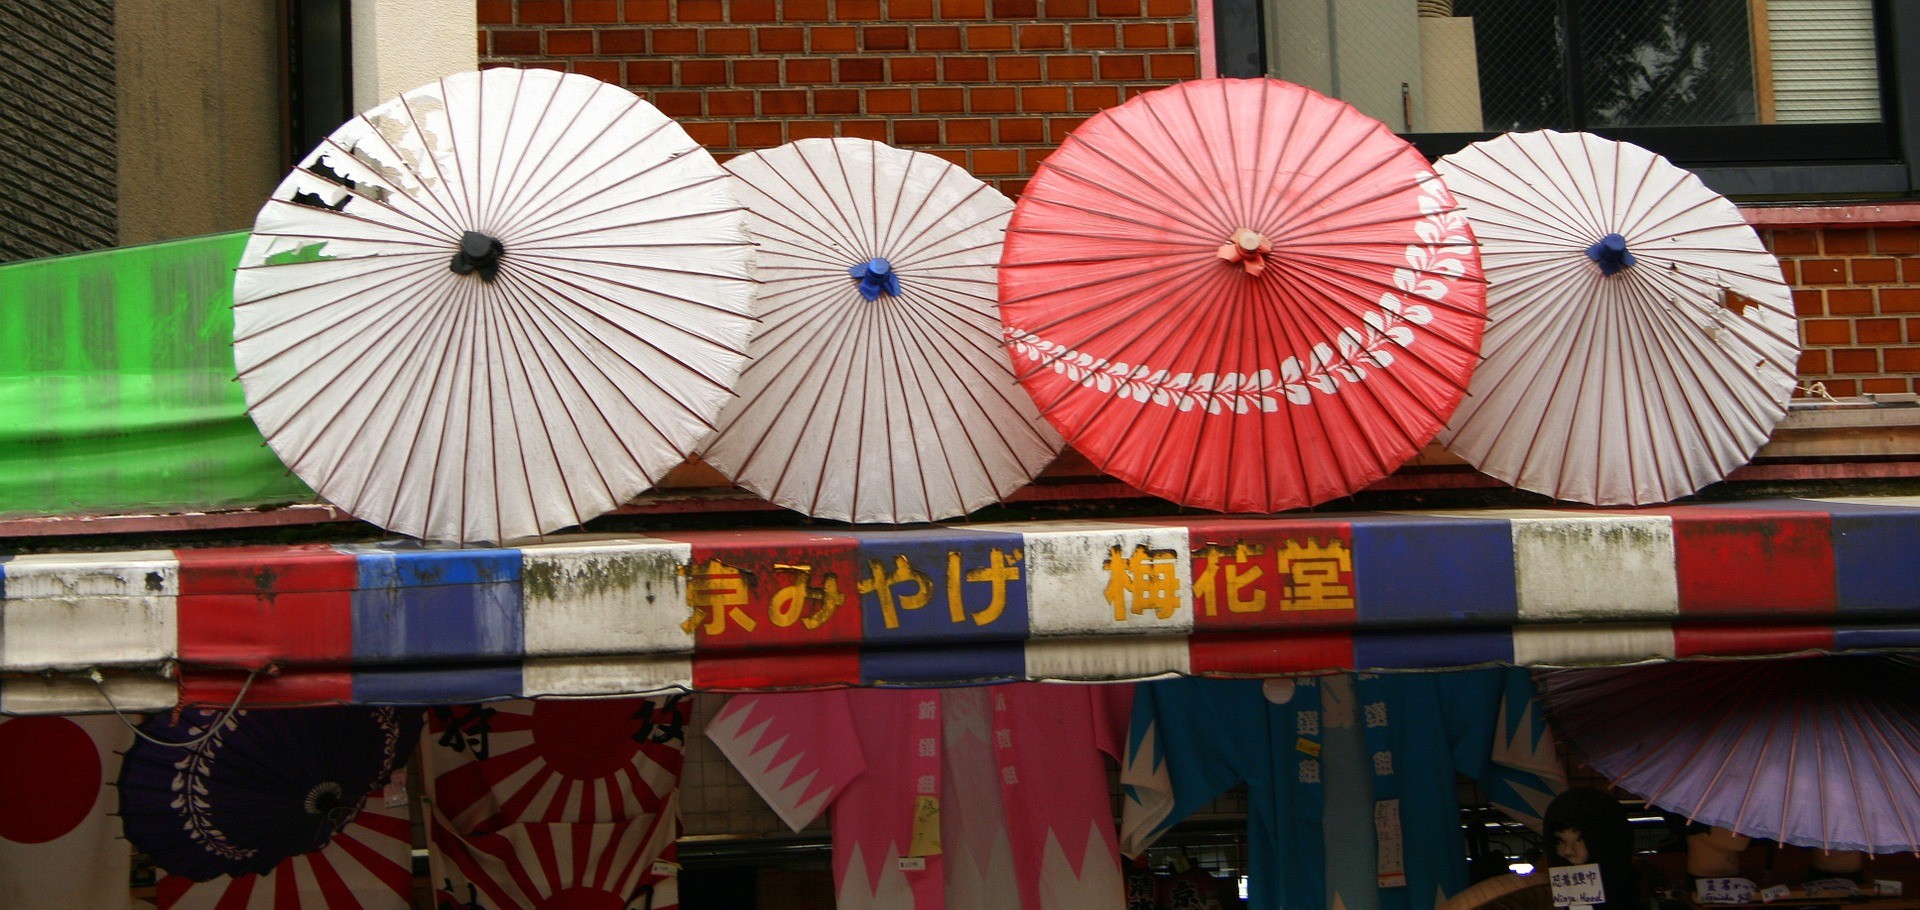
(1543, 789, 1634, 869)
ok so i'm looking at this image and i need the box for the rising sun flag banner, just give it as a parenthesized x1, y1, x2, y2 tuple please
(0, 715, 133, 909)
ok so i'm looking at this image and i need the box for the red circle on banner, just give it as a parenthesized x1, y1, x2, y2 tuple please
(531, 699, 644, 782)
(535, 887, 627, 910)
(0, 717, 102, 844)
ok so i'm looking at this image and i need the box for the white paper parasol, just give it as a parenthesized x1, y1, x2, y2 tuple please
(1433, 130, 1798, 505)
(234, 69, 756, 543)
(698, 138, 1062, 523)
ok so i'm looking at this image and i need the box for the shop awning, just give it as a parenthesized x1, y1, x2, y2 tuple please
(5, 495, 1917, 714)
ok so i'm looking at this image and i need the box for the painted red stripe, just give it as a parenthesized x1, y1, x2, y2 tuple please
(331, 828, 416, 901)
(1674, 622, 1835, 657)
(303, 850, 363, 910)
(1189, 631, 1355, 675)
(1669, 507, 1837, 615)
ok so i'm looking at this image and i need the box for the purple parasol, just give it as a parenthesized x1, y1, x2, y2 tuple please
(118, 705, 421, 881)
(1539, 656, 1920, 854)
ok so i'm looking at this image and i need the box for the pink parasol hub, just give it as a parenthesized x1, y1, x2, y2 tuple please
(1217, 228, 1274, 276)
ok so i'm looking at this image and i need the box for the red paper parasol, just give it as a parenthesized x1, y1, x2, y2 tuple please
(999, 78, 1486, 512)
(1540, 657, 1920, 854)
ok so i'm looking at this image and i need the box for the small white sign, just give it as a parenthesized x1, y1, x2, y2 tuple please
(1695, 877, 1757, 904)
(1759, 885, 1791, 903)
(1876, 880, 1904, 897)
(897, 856, 927, 872)
(1550, 863, 1607, 908)
(1375, 800, 1406, 888)
(651, 861, 679, 877)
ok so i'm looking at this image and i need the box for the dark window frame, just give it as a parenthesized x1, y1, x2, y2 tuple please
(281, 0, 354, 171)
(1212, 0, 1920, 199)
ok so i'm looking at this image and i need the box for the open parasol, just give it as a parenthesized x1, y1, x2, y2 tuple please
(118, 705, 421, 882)
(1433, 130, 1799, 505)
(699, 138, 1062, 523)
(234, 69, 756, 543)
(150, 801, 417, 909)
(1539, 656, 1920, 854)
(998, 78, 1487, 513)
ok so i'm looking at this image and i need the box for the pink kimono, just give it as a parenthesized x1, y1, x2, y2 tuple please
(707, 683, 1133, 910)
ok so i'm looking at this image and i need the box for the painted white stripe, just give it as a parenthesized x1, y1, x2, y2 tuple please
(0, 673, 176, 715)
(1511, 624, 1676, 666)
(2, 551, 178, 672)
(1511, 516, 1679, 620)
(522, 655, 694, 697)
(973, 521, 1193, 637)
(1025, 636, 1191, 680)
(519, 538, 694, 658)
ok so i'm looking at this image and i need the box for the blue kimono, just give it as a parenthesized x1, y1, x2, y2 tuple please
(1121, 670, 1564, 910)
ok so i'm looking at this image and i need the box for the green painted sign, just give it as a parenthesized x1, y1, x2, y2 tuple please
(0, 232, 316, 518)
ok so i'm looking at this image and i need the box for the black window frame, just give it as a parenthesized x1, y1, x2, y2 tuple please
(1211, 0, 1920, 200)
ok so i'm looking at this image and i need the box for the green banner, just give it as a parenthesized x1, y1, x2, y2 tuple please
(0, 232, 316, 518)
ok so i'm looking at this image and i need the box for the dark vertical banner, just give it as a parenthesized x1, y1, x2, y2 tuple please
(0, 0, 117, 262)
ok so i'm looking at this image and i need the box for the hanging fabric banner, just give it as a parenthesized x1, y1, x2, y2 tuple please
(0, 714, 132, 909)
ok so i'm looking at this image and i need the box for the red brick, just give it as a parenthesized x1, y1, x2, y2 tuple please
(1019, 85, 1069, 112)
(1875, 227, 1920, 254)
(790, 120, 837, 140)
(944, 56, 990, 80)
(787, 0, 830, 18)
(971, 86, 1018, 112)
(811, 26, 858, 50)
(626, 59, 674, 83)
(1019, 24, 1066, 48)
(1151, 52, 1197, 78)
(1862, 377, 1912, 394)
(547, 29, 594, 53)
(998, 117, 1044, 142)
(929, 149, 970, 168)
(653, 91, 704, 116)
(1072, 85, 1120, 111)
(1852, 257, 1899, 284)
(844, 119, 890, 141)
(525, 61, 569, 72)
(1045, 54, 1095, 80)
(1096, 0, 1140, 14)
(1171, 20, 1195, 46)
(1048, 115, 1087, 142)
(1145, 0, 1191, 14)
(1766, 230, 1818, 255)
(600, 28, 647, 52)
(521, 0, 568, 22)
(866, 87, 915, 112)
(865, 25, 911, 48)
(1903, 258, 1920, 283)
(572, 0, 621, 21)
(1909, 317, 1920, 338)
(1099, 54, 1145, 79)
(625, 0, 672, 19)
(736, 120, 784, 147)
(492, 29, 542, 54)
(1000, 178, 1027, 196)
(1825, 289, 1872, 315)
(732, 0, 777, 19)
(786, 58, 834, 82)
(478, 28, 487, 57)
(1858, 319, 1904, 344)
(891, 0, 936, 18)
(1884, 289, 1920, 313)
(841, 58, 886, 81)
(684, 121, 732, 146)
(734, 58, 781, 83)
(652, 28, 699, 52)
(1021, 147, 1050, 172)
(478, 0, 512, 23)
(895, 119, 941, 143)
(1797, 349, 1829, 375)
(761, 90, 808, 114)
(974, 148, 1022, 175)
(573, 60, 621, 82)
(706, 27, 753, 52)
(995, 56, 1042, 81)
(919, 87, 966, 111)
(758, 27, 805, 51)
(1799, 259, 1846, 285)
(682, 0, 724, 18)
(1046, 0, 1090, 15)
(1778, 259, 1796, 284)
(1825, 229, 1871, 255)
(993, 0, 1037, 15)
(967, 25, 1014, 48)
(915, 26, 963, 48)
(941, 0, 988, 17)
(1122, 22, 1169, 47)
(1070, 23, 1116, 47)
(1886, 348, 1920, 372)
(891, 55, 937, 80)
(1832, 347, 1880, 372)
(815, 88, 862, 113)
(1801, 319, 1852, 345)
(681, 59, 728, 83)
(932, 118, 978, 143)
(1821, 378, 1860, 396)
(837, 0, 882, 18)
(708, 89, 756, 115)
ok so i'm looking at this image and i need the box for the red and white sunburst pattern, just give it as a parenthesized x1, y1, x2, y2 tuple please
(426, 697, 689, 835)
(430, 811, 681, 910)
(155, 799, 414, 910)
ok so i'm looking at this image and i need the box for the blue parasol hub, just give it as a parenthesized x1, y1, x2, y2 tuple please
(1585, 233, 1636, 276)
(850, 257, 902, 300)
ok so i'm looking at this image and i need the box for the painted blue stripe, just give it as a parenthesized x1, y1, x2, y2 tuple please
(1834, 626, 1920, 651)
(1350, 515, 1518, 626)
(861, 642, 1025, 686)
(1353, 628, 1514, 669)
(1831, 509, 1920, 615)
(350, 547, 524, 661)
(352, 663, 523, 704)
(849, 529, 1031, 645)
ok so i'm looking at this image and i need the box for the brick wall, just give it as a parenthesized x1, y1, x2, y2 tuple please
(476, 0, 1199, 194)
(1762, 225, 1920, 398)
(0, 0, 117, 262)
